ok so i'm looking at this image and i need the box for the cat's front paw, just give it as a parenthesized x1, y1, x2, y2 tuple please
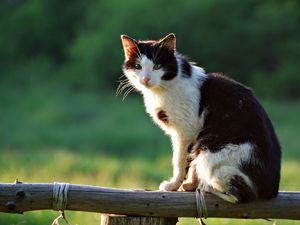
(178, 182, 198, 192)
(159, 180, 181, 191)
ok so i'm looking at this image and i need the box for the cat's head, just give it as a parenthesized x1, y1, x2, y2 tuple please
(120, 33, 178, 92)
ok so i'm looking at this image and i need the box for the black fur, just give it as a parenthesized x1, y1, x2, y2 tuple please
(181, 57, 192, 78)
(194, 73, 281, 202)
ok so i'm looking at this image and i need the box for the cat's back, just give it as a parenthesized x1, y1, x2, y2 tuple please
(199, 72, 280, 150)
(200, 73, 254, 113)
(198, 73, 281, 199)
(199, 73, 266, 146)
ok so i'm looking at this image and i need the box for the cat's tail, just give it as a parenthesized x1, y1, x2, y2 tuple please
(208, 175, 257, 204)
(228, 175, 258, 203)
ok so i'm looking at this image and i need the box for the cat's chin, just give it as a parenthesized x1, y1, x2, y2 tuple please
(141, 84, 163, 92)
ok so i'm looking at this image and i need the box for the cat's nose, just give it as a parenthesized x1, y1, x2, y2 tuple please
(143, 75, 151, 86)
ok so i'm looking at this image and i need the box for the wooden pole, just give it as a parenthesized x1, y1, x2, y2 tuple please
(101, 215, 178, 225)
(0, 182, 300, 220)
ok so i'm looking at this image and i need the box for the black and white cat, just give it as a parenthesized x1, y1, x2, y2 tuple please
(120, 33, 281, 203)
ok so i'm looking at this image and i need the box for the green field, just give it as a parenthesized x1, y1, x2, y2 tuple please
(0, 85, 299, 225)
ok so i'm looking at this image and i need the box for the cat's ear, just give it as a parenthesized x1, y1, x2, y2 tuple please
(121, 35, 139, 60)
(159, 33, 176, 51)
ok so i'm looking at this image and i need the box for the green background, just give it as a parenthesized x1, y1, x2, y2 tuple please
(0, 0, 299, 224)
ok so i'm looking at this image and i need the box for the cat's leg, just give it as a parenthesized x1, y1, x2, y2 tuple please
(178, 164, 199, 191)
(159, 137, 189, 191)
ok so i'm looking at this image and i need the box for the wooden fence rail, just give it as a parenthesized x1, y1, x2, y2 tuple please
(0, 182, 300, 221)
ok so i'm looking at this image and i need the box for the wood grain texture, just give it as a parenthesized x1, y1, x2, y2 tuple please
(0, 182, 299, 220)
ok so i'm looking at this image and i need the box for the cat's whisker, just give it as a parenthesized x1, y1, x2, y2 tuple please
(118, 78, 130, 85)
(122, 86, 135, 101)
(119, 74, 127, 79)
(116, 84, 131, 96)
(116, 76, 136, 99)
(116, 79, 127, 87)
(117, 81, 130, 88)
(116, 79, 132, 96)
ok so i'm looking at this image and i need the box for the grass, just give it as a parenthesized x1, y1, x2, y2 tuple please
(0, 84, 299, 225)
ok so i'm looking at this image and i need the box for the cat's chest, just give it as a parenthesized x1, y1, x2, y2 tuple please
(144, 92, 179, 123)
(143, 90, 201, 136)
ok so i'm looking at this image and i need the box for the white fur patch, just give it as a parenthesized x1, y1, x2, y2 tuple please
(193, 142, 256, 193)
(143, 63, 207, 189)
(124, 52, 207, 190)
(143, 64, 206, 139)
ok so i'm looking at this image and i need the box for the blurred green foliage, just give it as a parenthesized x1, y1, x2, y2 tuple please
(0, 0, 300, 98)
(0, 88, 300, 224)
(0, 1, 300, 224)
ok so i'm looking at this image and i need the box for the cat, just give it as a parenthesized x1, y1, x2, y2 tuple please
(119, 33, 281, 203)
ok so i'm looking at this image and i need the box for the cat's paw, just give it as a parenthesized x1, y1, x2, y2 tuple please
(178, 182, 198, 192)
(159, 180, 181, 191)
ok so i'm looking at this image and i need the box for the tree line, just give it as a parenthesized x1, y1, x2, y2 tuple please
(1, 0, 299, 98)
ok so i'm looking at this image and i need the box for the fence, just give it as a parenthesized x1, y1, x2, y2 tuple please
(0, 181, 299, 225)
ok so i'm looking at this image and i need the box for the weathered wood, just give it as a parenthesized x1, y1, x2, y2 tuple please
(0, 182, 300, 220)
(101, 215, 178, 225)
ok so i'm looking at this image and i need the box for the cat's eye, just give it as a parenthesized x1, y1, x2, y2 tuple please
(134, 63, 142, 70)
(153, 63, 162, 70)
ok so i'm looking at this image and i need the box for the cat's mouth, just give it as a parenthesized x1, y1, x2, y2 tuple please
(142, 81, 151, 88)
(140, 75, 153, 88)
(140, 79, 154, 89)
(142, 82, 160, 90)
(142, 75, 151, 86)
(141, 78, 164, 90)
(139, 75, 163, 91)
